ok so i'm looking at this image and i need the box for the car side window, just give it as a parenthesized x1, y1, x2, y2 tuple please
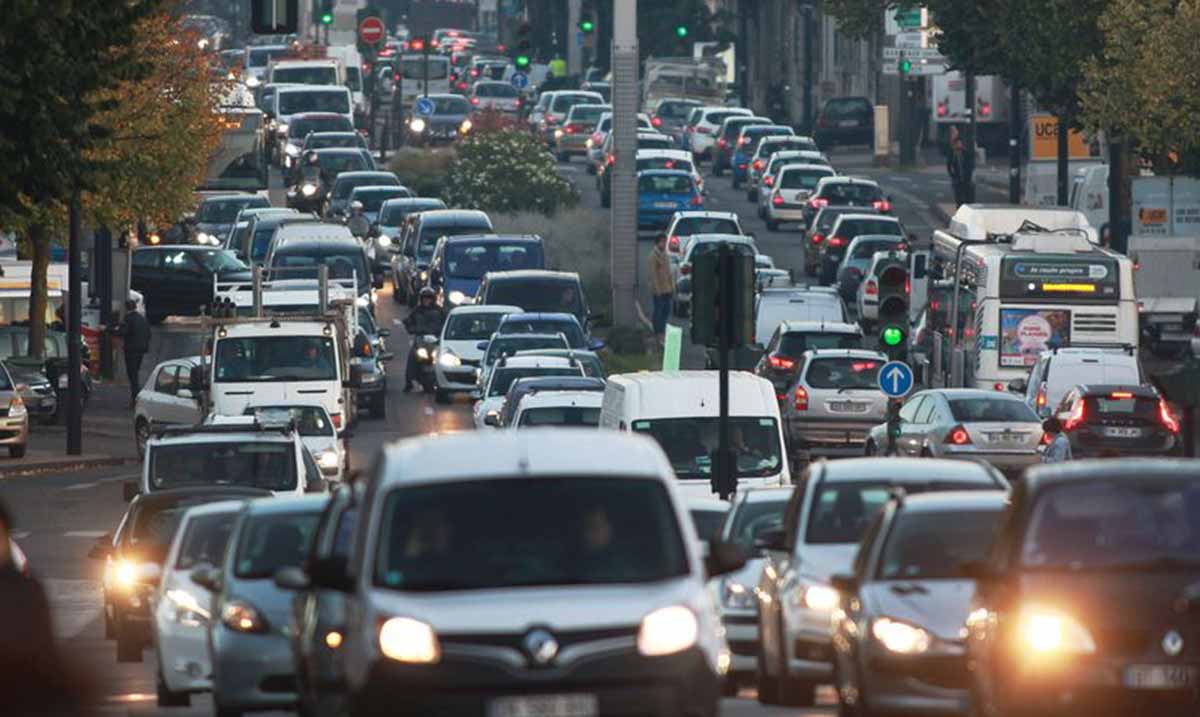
(914, 397, 937, 424)
(301, 446, 322, 488)
(854, 510, 887, 578)
(782, 472, 811, 550)
(765, 328, 780, 354)
(132, 251, 159, 269)
(154, 366, 177, 396)
(898, 396, 924, 422)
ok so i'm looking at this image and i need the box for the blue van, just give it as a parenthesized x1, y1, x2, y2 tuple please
(428, 234, 546, 308)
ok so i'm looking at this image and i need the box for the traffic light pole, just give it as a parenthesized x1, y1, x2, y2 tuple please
(715, 243, 735, 501)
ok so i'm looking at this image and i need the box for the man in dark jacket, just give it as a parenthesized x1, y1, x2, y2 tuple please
(402, 287, 445, 391)
(112, 300, 151, 407)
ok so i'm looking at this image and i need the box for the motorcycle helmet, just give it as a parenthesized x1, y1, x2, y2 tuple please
(350, 200, 364, 213)
(419, 287, 436, 301)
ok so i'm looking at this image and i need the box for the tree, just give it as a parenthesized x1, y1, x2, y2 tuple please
(442, 129, 579, 215)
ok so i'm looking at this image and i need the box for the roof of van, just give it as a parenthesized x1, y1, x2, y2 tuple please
(442, 233, 542, 246)
(273, 223, 355, 244)
(276, 84, 348, 94)
(416, 209, 492, 226)
(484, 269, 580, 283)
(946, 203, 1096, 242)
(605, 370, 779, 419)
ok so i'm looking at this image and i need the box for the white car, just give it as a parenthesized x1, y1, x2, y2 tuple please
(663, 211, 745, 264)
(1015, 346, 1144, 417)
(746, 137, 822, 200)
(587, 111, 652, 172)
(509, 389, 604, 429)
(152, 500, 247, 707)
(688, 106, 753, 159)
(243, 403, 345, 482)
(763, 163, 837, 231)
(754, 286, 849, 348)
(134, 357, 204, 459)
(336, 429, 746, 716)
(435, 304, 522, 399)
(757, 151, 832, 216)
(473, 355, 585, 429)
(673, 234, 759, 317)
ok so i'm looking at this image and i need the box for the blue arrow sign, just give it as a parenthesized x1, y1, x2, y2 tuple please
(415, 97, 435, 116)
(878, 361, 914, 398)
(510, 71, 529, 90)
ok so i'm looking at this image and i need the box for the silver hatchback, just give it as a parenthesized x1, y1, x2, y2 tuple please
(783, 349, 889, 461)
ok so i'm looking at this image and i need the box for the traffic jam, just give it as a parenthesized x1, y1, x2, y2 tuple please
(2, 4, 1199, 717)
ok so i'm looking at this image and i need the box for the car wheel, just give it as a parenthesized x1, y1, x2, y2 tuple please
(135, 419, 150, 460)
(8, 444, 25, 459)
(766, 219, 779, 232)
(104, 608, 115, 639)
(157, 669, 190, 707)
(586, 163, 596, 175)
(833, 660, 861, 717)
(116, 625, 142, 663)
(778, 673, 817, 707)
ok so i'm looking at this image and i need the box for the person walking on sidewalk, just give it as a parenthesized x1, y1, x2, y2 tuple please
(947, 125, 970, 207)
(111, 300, 150, 407)
(649, 233, 675, 347)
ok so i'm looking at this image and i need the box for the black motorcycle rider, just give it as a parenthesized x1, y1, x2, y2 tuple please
(403, 287, 446, 392)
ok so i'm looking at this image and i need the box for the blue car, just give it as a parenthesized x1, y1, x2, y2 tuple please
(429, 234, 546, 308)
(731, 125, 794, 188)
(637, 169, 702, 231)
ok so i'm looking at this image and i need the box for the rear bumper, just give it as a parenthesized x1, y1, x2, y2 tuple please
(993, 656, 1200, 717)
(156, 615, 212, 693)
(766, 206, 807, 222)
(788, 418, 882, 454)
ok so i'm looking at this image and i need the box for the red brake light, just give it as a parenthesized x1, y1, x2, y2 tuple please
(545, 115, 558, 124)
(945, 425, 972, 445)
(993, 382, 1005, 392)
(651, 116, 663, 127)
(930, 299, 941, 311)
(457, 81, 468, 90)
(937, 102, 948, 118)
(331, 413, 342, 430)
(1159, 399, 1181, 433)
(697, 126, 712, 134)
(717, 138, 727, 147)
(864, 279, 878, 296)
(470, 97, 479, 105)
(752, 160, 764, 171)
(606, 154, 614, 166)
(1035, 384, 1047, 409)
(768, 355, 796, 371)
(689, 194, 703, 206)
(680, 264, 691, 276)
(979, 102, 992, 118)
(763, 175, 774, 187)
(772, 193, 784, 207)
(828, 236, 846, 248)
(1040, 430, 1054, 446)
(565, 124, 576, 134)
(663, 160, 675, 169)
(809, 197, 829, 209)
(873, 200, 892, 212)
(1110, 391, 1134, 399)
(811, 233, 824, 245)
(668, 235, 680, 252)
(793, 386, 809, 411)
(738, 137, 749, 145)
(1062, 400, 1086, 431)
(470, 68, 480, 77)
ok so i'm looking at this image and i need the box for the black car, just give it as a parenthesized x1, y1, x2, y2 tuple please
(91, 486, 270, 662)
(813, 96, 874, 149)
(1053, 384, 1181, 458)
(803, 205, 881, 276)
(130, 246, 252, 323)
(818, 213, 904, 286)
(325, 170, 402, 219)
(753, 321, 863, 400)
(476, 270, 595, 338)
(350, 327, 392, 418)
(393, 209, 494, 306)
(192, 193, 270, 246)
(406, 93, 471, 145)
(240, 213, 320, 266)
(712, 115, 771, 176)
(287, 149, 376, 212)
(965, 460, 1200, 717)
(281, 112, 356, 173)
(800, 177, 890, 232)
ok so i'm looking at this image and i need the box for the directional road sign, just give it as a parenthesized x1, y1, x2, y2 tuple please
(884, 47, 945, 60)
(878, 361, 915, 398)
(358, 16, 385, 46)
(415, 97, 435, 116)
(510, 71, 529, 90)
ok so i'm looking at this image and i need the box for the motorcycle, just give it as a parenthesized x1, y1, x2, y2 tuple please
(412, 334, 439, 394)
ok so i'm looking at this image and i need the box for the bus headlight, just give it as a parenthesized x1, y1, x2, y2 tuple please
(409, 118, 427, 133)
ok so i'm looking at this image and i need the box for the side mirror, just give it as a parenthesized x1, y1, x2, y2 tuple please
(344, 363, 365, 389)
(122, 481, 139, 502)
(830, 573, 858, 595)
(587, 337, 606, 352)
(705, 540, 749, 579)
(378, 328, 391, 337)
(190, 565, 222, 593)
(189, 365, 208, 394)
(476, 340, 490, 351)
(483, 411, 499, 427)
(176, 387, 195, 400)
(1007, 378, 1028, 394)
(87, 533, 113, 560)
(754, 527, 787, 552)
(273, 566, 312, 591)
(379, 351, 395, 362)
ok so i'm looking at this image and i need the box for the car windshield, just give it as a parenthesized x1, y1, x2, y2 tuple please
(569, 105, 608, 123)
(949, 398, 1039, 423)
(779, 333, 860, 357)
(290, 116, 353, 140)
(234, 511, 320, 578)
(353, 189, 410, 213)
(631, 417, 783, 479)
(445, 242, 543, 279)
(430, 96, 471, 114)
(176, 512, 238, 570)
(639, 174, 694, 194)
(487, 279, 585, 319)
(245, 406, 334, 436)
(488, 366, 583, 396)
(851, 239, 904, 259)
(375, 477, 689, 591)
(821, 184, 882, 204)
(149, 441, 298, 491)
(306, 134, 363, 150)
(673, 217, 738, 236)
(197, 198, 266, 223)
(214, 335, 338, 382)
(780, 169, 833, 189)
(317, 153, 369, 175)
(476, 83, 518, 97)
(690, 509, 727, 542)
(552, 94, 599, 112)
(499, 319, 584, 347)
(195, 249, 246, 272)
(380, 201, 444, 224)
(878, 509, 1004, 580)
(518, 405, 601, 427)
(247, 47, 288, 68)
(728, 498, 788, 547)
(273, 65, 337, 84)
(333, 175, 398, 199)
(444, 312, 507, 341)
(1022, 480, 1200, 570)
(273, 250, 369, 285)
(484, 336, 569, 366)
(804, 357, 882, 389)
(278, 90, 349, 115)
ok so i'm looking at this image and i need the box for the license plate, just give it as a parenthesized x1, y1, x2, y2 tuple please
(1123, 665, 1196, 690)
(654, 201, 678, 209)
(830, 401, 867, 413)
(1105, 426, 1143, 438)
(838, 119, 858, 128)
(489, 694, 598, 717)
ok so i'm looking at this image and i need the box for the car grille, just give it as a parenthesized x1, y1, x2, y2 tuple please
(0, 430, 19, 439)
(1094, 627, 1200, 658)
(440, 625, 637, 651)
(894, 656, 969, 690)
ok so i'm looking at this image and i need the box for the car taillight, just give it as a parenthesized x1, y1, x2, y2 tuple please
(993, 382, 1006, 392)
(979, 101, 992, 118)
(697, 126, 712, 134)
(470, 97, 479, 105)
(793, 386, 809, 411)
(945, 425, 972, 445)
(864, 279, 878, 296)
(717, 138, 727, 147)
(668, 235, 680, 252)
(1159, 399, 1181, 433)
(763, 175, 774, 187)
(332, 413, 342, 430)
(937, 102, 948, 118)
(808, 197, 829, 209)
(680, 264, 690, 276)
(545, 114, 558, 124)
(738, 137, 749, 145)
(565, 124, 577, 134)
(1035, 383, 1047, 409)
(689, 194, 703, 206)
(606, 154, 614, 166)
(811, 233, 824, 245)
(772, 193, 783, 206)
(457, 81, 468, 91)
(873, 199, 892, 212)
(752, 160, 764, 171)
(651, 116, 663, 127)
(1040, 430, 1053, 446)
(768, 355, 796, 371)
(1062, 400, 1086, 431)
(591, 132, 603, 144)
(828, 236, 846, 248)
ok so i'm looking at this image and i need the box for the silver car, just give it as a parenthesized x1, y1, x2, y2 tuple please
(782, 349, 889, 462)
(865, 389, 1045, 475)
(830, 490, 1009, 716)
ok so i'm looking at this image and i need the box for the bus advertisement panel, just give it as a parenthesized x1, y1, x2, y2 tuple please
(999, 308, 1071, 367)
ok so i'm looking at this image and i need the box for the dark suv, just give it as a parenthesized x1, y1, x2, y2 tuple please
(1053, 384, 1181, 457)
(754, 320, 863, 400)
(813, 96, 874, 149)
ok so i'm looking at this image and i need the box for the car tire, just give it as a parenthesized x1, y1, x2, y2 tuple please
(778, 674, 817, 707)
(434, 388, 450, 404)
(116, 626, 142, 663)
(766, 219, 779, 232)
(720, 677, 739, 697)
(135, 418, 150, 460)
(864, 440, 877, 456)
(392, 283, 405, 303)
(586, 163, 596, 175)
(713, 163, 724, 177)
(9, 444, 26, 459)
(157, 669, 190, 707)
(215, 705, 243, 717)
(104, 609, 115, 639)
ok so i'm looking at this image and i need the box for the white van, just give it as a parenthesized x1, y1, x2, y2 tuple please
(272, 85, 354, 131)
(599, 371, 790, 498)
(397, 53, 452, 106)
(267, 59, 342, 87)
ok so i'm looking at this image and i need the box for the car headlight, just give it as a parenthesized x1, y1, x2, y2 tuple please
(554, 128, 564, 139)
(409, 118, 427, 133)
(415, 347, 430, 360)
(285, 144, 301, 157)
(448, 290, 467, 305)
(221, 600, 268, 633)
(637, 605, 698, 657)
(872, 617, 931, 655)
(166, 588, 210, 626)
(317, 449, 340, 472)
(438, 350, 461, 368)
(379, 617, 440, 663)
(58, 374, 69, 389)
(245, 75, 260, 88)
(419, 270, 428, 281)
(1018, 606, 1096, 656)
(722, 580, 756, 610)
(459, 118, 472, 134)
(8, 397, 26, 419)
(377, 235, 392, 249)
(276, 122, 288, 134)
(361, 371, 381, 383)
(195, 232, 212, 245)
(586, 138, 594, 149)
(355, 295, 370, 308)
(790, 583, 839, 611)
(301, 183, 317, 197)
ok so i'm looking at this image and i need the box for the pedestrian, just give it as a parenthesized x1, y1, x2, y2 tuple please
(649, 233, 675, 347)
(549, 54, 567, 79)
(110, 299, 150, 408)
(946, 125, 969, 207)
(1041, 416, 1073, 463)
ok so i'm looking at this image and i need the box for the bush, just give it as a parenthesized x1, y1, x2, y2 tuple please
(387, 147, 455, 198)
(493, 207, 611, 319)
(442, 129, 579, 215)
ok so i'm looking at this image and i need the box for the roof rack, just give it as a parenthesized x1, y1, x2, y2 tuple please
(150, 418, 297, 439)
(1050, 343, 1136, 356)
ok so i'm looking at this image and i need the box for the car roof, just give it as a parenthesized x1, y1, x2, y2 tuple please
(307, 131, 360, 138)
(670, 210, 739, 222)
(156, 355, 203, 369)
(240, 493, 329, 516)
(485, 269, 579, 283)
(819, 457, 1004, 486)
(778, 320, 860, 334)
(416, 209, 492, 225)
(740, 486, 794, 503)
(917, 388, 1025, 401)
(837, 213, 897, 222)
(637, 149, 693, 160)
(349, 185, 409, 196)
(377, 429, 674, 487)
(290, 111, 347, 120)
(819, 176, 881, 187)
(273, 223, 356, 245)
(442, 233, 541, 245)
(135, 244, 222, 253)
(516, 390, 605, 410)
(501, 312, 579, 323)
(803, 348, 887, 360)
(132, 486, 273, 506)
(894, 490, 1009, 515)
(312, 147, 366, 157)
(687, 233, 754, 245)
(1023, 458, 1200, 493)
(637, 169, 693, 178)
(778, 163, 835, 173)
(1040, 347, 1138, 360)
(495, 356, 576, 369)
(176, 499, 251, 520)
(334, 170, 396, 181)
(687, 496, 731, 512)
(199, 193, 259, 203)
(447, 304, 522, 316)
(1074, 384, 1159, 397)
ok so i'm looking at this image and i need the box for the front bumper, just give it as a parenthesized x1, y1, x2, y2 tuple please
(722, 612, 759, 676)
(156, 614, 212, 693)
(211, 626, 297, 710)
(784, 610, 836, 680)
(23, 392, 56, 417)
(435, 362, 480, 391)
(0, 415, 29, 445)
(355, 378, 386, 406)
(351, 646, 720, 717)
(860, 649, 968, 716)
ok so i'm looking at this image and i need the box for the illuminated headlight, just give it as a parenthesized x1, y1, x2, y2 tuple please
(301, 183, 317, 197)
(195, 232, 219, 246)
(790, 583, 839, 611)
(585, 138, 594, 148)
(872, 617, 931, 655)
(7, 398, 26, 419)
(221, 600, 267, 633)
(166, 588, 210, 627)
(379, 617, 440, 663)
(197, 38, 209, 50)
(459, 119, 472, 134)
(722, 580, 756, 610)
(276, 122, 289, 134)
(1018, 606, 1096, 656)
(360, 371, 381, 383)
(637, 605, 698, 657)
(245, 75, 260, 88)
(409, 118, 427, 133)
(58, 374, 69, 389)
(285, 144, 301, 157)
(415, 347, 430, 360)
(448, 290, 467, 305)
(554, 129, 564, 139)
(377, 235, 392, 249)
(438, 350, 461, 367)
(317, 450, 340, 473)
(419, 270, 428, 281)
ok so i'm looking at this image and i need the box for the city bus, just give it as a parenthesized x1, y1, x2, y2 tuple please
(930, 205, 1137, 390)
(197, 105, 269, 192)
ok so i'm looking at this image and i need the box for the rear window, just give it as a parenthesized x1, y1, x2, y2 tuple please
(234, 511, 320, 578)
(476, 83, 518, 98)
(639, 174, 695, 194)
(176, 512, 237, 570)
(552, 94, 600, 112)
(804, 357, 882, 390)
(780, 169, 833, 190)
(779, 332, 860, 357)
(839, 219, 902, 238)
(822, 98, 871, 120)
(568, 105, 608, 123)
(1087, 393, 1158, 419)
(948, 398, 1039, 423)
(851, 239, 905, 259)
(289, 116, 353, 139)
(489, 366, 584, 396)
(657, 100, 700, 118)
(704, 111, 743, 126)
(638, 157, 694, 174)
(638, 137, 674, 150)
(673, 217, 738, 236)
(334, 175, 399, 199)
(820, 184, 883, 204)
(486, 278, 584, 318)
(806, 480, 992, 544)
(518, 405, 601, 428)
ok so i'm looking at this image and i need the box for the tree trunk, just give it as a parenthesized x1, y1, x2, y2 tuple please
(27, 222, 49, 359)
(1056, 112, 1070, 206)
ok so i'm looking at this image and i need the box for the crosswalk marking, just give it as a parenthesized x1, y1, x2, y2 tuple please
(43, 578, 105, 640)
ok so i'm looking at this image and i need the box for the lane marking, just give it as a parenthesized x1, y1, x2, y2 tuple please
(63, 530, 108, 538)
(43, 578, 104, 640)
(62, 482, 99, 491)
(100, 474, 139, 483)
(12, 530, 30, 540)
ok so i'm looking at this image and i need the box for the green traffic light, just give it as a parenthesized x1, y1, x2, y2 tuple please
(515, 55, 531, 69)
(898, 59, 912, 74)
(881, 326, 905, 347)
(580, 19, 595, 33)
(675, 25, 688, 38)
(321, 12, 333, 25)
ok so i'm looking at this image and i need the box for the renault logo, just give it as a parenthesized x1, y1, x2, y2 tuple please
(1162, 630, 1185, 657)
(523, 629, 559, 666)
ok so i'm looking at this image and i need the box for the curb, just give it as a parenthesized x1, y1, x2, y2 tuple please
(0, 455, 137, 480)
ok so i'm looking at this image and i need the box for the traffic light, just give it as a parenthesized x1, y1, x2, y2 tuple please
(319, 0, 334, 25)
(578, 15, 595, 33)
(675, 25, 689, 39)
(898, 57, 912, 74)
(690, 244, 755, 348)
(875, 254, 911, 362)
(515, 22, 533, 69)
(251, 0, 298, 34)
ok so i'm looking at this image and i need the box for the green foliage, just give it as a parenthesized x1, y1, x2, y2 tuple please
(441, 130, 579, 216)
(822, 0, 903, 41)
(388, 147, 456, 198)
(924, 0, 1007, 75)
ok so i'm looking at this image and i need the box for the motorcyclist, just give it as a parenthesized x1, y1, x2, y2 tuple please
(402, 287, 446, 392)
(346, 200, 371, 238)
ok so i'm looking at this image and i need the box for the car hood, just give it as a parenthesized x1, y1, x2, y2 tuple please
(227, 577, 295, 631)
(862, 579, 976, 642)
(371, 579, 698, 634)
(796, 543, 859, 583)
(300, 435, 338, 457)
(444, 275, 481, 298)
(443, 339, 484, 362)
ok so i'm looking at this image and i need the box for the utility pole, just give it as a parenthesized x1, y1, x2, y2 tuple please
(1056, 113, 1069, 206)
(737, 2, 749, 109)
(802, 4, 815, 134)
(1108, 140, 1127, 253)
(899, 75, 915, 167)
(609, 0, 638, 327)
(67, 187, 83, 455)
(963, 71, 977, 203)
(566, 0, 583, 76)
(1009, 82, 1021, 203)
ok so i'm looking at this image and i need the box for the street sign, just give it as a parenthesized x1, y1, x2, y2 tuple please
(878, 361, 915, 398)
(415, 97, 435, 116)
(358, 16, 385, 46)
(510, 71, 529, 90)
(881, 60, 946, 76)
(884, 47, 944, 60)
(895, 7, 924, 29)
(895, 31, 926, 49)
(662, 325, 682, 372)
